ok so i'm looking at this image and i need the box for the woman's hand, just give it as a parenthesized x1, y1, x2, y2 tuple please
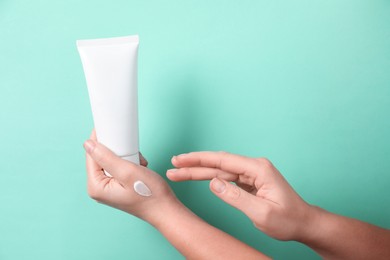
(83, 131, 177, 225)
(83, 137, 269, 259)
(167, 151, 315, 241)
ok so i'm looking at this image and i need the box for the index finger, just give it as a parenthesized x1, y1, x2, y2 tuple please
(85, 130, 107, 184)
(172, 151, 260, 178)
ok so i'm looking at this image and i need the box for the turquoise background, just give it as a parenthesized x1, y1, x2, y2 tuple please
(1, 0, 389, 259)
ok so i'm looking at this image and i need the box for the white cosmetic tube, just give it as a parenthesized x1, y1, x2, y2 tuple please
(77, 35, 140, 166)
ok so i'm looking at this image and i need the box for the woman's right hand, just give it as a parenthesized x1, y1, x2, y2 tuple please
(167, 151, 317, 241)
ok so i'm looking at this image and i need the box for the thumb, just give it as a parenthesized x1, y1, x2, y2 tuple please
(210, 178, 264, 220)
(84, 139, 139, 183)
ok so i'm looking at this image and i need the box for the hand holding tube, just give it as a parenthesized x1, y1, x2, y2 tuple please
(83, 135, 269, 259)
(83, 131, 176, 224)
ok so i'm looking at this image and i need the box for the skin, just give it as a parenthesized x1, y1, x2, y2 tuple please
(83, 133, 270, 260)
(167, 151, 390, 260)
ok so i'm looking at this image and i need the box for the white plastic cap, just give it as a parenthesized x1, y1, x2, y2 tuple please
(121, 153, 140, 165)
(104, 153, 140, 177)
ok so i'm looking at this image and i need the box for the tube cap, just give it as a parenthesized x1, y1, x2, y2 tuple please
(121, 153, 140, 165)
(104, 153, 140, 177)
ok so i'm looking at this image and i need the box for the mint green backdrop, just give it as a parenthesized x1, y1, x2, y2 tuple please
(1, 1, 389, 259)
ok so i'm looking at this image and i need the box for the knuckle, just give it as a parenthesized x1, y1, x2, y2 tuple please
(180, 167, 191, 178)
(255, 157, 274, 170)
(92, 147, 105, 164)
(253, 222, 264, 232)
(87, 186, 102, 201)
(253, 220, 263, 230)
(216, 151, 230, 169)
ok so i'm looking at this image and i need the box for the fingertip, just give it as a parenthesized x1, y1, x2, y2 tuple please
(171, 155, 178, 165)
(210, 178, 226, 193)
(90, 129, 97, 140)
(172, 153, 190, 166)
(84, 139, 96, 154)
(166, 168, 177, 181)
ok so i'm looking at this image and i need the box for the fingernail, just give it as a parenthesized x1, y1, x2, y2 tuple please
(83, 139, 96, 154)
(211, 178, 226, 193)
(167, 168, 177, 173)
(177, 153, 188, 158)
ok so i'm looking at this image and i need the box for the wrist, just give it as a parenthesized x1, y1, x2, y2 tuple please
(137, 195, 185, 228)
(295, 204, 326, 243)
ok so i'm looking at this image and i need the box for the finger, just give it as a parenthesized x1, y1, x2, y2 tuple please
(210, 178, 268, 221)
(172, 152, 260, 177)
(139, 152, 148, 167)
(166, 167, 237, 182)
(83, 129, 107, 185)
(85, 149, 108, 190)
(90, 129, 97, 140)
(83, 139, 146, 184)
(85, 146, 106, 183)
